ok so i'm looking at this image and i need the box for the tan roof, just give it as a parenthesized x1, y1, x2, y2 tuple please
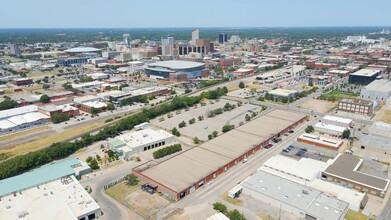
(141, 110, 306, 193)
(323, 154, 389, 191)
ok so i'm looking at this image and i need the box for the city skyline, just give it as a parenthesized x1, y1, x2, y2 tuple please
(0, 0, 390, 28)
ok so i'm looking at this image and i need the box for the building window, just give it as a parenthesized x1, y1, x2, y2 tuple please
(144, 147, 147, 151)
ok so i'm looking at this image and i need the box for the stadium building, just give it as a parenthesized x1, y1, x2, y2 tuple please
(145, 60, 209, 81)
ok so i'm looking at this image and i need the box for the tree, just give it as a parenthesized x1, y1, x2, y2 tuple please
(189, 118, 196, 124)
(228, 210, 246, 220)
(239, 81, 245, 89)
(88, 159, 99, 170)
(107, 149, 115, 158)
(245, 114, 251, 121)
(213, 202, 228, 214)
(198, 115, 204, 121)
(51, 113, 70, 124)
(222, 124, 235, 133)
(193, 137, 201, 144)
(212, 130, 218, 138)
(0, 97, 18, 110)
(107, 103, 115, 110)
(178, 121, 186, 128)
(208, 134, 213, 140)
(172, 127, 181, 137)
(258, 96, 265, 101)
(305, 125, 314, 133)
(91, 107, 99, 116)
(224, 103, 233, 111)
(281, 97, 289, 103)
(342, 129, 351, 139)
(42, 84, 50, 90)
(40, 94, 51, 103)
(125, 173, 139, 186)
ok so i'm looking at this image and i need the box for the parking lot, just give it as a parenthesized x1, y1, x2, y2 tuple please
(151, 101, 264, 141)
(280, 141, 335, 162)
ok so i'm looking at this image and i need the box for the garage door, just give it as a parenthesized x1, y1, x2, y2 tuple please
(189, 186, 196, 194)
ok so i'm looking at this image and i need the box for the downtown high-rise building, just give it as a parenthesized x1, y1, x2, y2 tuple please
(161, 36, 174, 56)
(10, 44, 20, 56)
(192, 29, 199, 44)
(123, 34, 131, 48)
(218, 33, 228, 44)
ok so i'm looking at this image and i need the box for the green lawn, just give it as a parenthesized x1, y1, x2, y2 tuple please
(319, 90, 358, 101)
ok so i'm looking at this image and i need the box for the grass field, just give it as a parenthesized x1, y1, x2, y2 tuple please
(0, 121, 105, 157)
(320, 90, 358, 101)
(0, 126, 50, 142)
(344, 210, 370, 220)
(256, 211, 276, 220)
(28, 70, 58, 77)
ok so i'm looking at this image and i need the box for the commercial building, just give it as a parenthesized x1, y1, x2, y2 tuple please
(241, 170, 349, 220)
(0, 105, 50, 133)
(79, 101, 108, 113)
(348, 69, 381, 85)
(0, 159, 100, 220)
(107, 86, 170, 104)
(10, 44, 21, 56)
(192, 29, 199, 44)
(259, 155, 329, 184)
(218, 33, 228, 44)
(12, 78, 33, 86)
(161, 36, 174, 56)
(108, 128, 175, 160)
(309, 75, 332, 86)
(314, 122, 348, 137)
(88, 57, 107, 65)
(322, 154, 390, 197)
(338, 99, 373, 115)
(321, 115, 354, 128)
(360, 79, 391, 101)
(39, 104, 80, 118)
(309, 179, 368, 212)
(145, 60, 209, 81)
(268, 88, 297, 98)
(297, 133, 343, 150)
(57, 57, 89, 66)
(133, 110, 307, 200)
(64, 47, 101, 53)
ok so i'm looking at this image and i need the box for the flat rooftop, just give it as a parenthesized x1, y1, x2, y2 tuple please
(242, 170, 348, 220)
(0, 175, 100, 220)
(297, 133, 343, 149)
(269, 88, 297, 97)
(113, 128, 174, 150)
(314, 122, 347, 133)
(0, 158, 81, 198)
(322, 115, 353, 125)
(139, 110, 306, 193)
(351, 69, 380, 77)
(363, 79, 391, 93)
(147, 60, 204, 70)
(340, 98, 372, 106)
(323, 154, 390, 192)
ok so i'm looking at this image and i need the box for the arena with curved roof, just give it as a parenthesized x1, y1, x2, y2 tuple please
(64, 47, 101, 53)
(145, 60, 209, 81)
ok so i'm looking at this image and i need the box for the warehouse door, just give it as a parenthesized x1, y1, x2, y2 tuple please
(189, 186, 196, 194)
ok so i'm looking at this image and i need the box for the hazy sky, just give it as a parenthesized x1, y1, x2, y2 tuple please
(1, 0, 390, 28)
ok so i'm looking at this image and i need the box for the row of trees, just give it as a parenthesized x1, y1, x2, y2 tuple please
(213, 202, 246, 220)
(0, 87, 228, 180)
(51, 113, 70, 124)
(0, 96, 18, 110)
(153, 144, 182, 159)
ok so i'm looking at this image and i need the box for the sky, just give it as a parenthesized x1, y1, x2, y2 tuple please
(0, 0, 390, 28)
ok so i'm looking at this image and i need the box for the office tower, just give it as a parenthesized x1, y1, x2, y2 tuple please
(10, 44, 20, 56)
(192, 29, 199, 44)
(123, 34, 131, 48)
(218, 33, 228, 44)
(161, 36, 174, 56)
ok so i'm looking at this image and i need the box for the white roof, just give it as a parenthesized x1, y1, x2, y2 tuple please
(351, 68, 380, 77)
(309, 179, 366, 212)
(0, 105, 38, 120)
(64, 47, 101, 53)
(260, 155, 329, 182)
(7, 112, 50, 125)
(0, 120, 17, 130)
(116, 128, 174, 150)
(298, 134, 343, 149)
(73, 95, 99, 104)
(207, 213, 230, 220)
(0, 175, 100, 220)
(314, 122, 347, 133)
(322, 115, 353, 125)
(269, 88, 297, 97)
(82, 101, 107, 109)
(364, 79, 391, 93)
(148, 60, 204, 70)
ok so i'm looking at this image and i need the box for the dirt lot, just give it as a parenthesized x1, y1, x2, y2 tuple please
(299, 99, 338, 113)
(151, 101, 264, 141)
(106, 182, 172, 219)
(381, 110, 391, 123)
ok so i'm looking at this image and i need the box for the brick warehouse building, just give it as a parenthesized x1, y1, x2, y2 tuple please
(133, 110, 308, 200)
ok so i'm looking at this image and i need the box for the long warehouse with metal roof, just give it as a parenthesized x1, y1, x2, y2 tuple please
(133, 109, 307, 200)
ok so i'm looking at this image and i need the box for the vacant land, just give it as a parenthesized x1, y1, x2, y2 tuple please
(28, 70, 58, 77)
(106, 182, 171, 219)
(299, 99, 338, 113)
(381, 110, 391, 123)
(0, 121, 105, 157)
(0, 125, 50, 142)
(344, 209, 370, 220)
(319, 90, 358, 101)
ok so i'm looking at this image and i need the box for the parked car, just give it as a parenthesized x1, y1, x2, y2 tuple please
(282, 148, 290, 153)
(287, 145, 295, 150)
